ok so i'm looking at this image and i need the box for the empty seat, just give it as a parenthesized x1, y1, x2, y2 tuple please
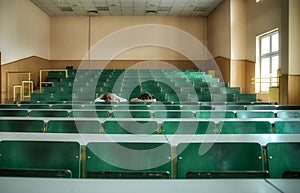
(0, 120, 45, 132)
(214, 105, 245, 110)
(104, 120, 157, 134)
(219, 121, 272, 134)
(182, 105, 213, 110)
(196, 111, 235, 118)
(70, 110, 110, 118)
(47, 120, 101, 133)
(112, 111, 151, 118)
(149, 105, 181, 110)
(85, 142, 172, 178)
(30, 110, 69, 117)
(0, 110, 28, 117)
(176, 142, 267, 179)
(267, 142, 300, 178)
(20, 104, 51, 109)
(0, 141, 81, 178)
(247, 105, 277, 110)
(278, 106, 300, 110)
(274, 121, 300, 134)
(277, 111, 300, 118)
(115, 105, 148, 110)
(235, 94, 257, 102)
(161, 121, 216, 134)
(154, 111, 194, 118)
(236, 111, 275, 118)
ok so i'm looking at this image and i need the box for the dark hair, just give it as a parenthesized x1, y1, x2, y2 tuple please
(138, 92, 155, 100)
(100, 93, 113, 102)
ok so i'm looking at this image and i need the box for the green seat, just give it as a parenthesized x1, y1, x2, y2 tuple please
(236, 111, 275, 118)
(267, 143, 300, 178)
(154, 111, 194, 118)
(85, 142, 172, 178)
(112, 111, 151, 118)
(235, 94, 257, 102)
(0, 141, 81, 178)
(0, 120, 45, 132)
(20, 104, 51, 109)
(104, 120, 158, 134)
(214, 105, 244, 110)
(30, 110, 69, 117)
(182, 105, 213, 110)
(0, 110, 28, 117)
(196, 111, 235, 118)
(95, 105, 115, 110)
(278, 106, 300, 110)
(0, 104, 19, 108)
(246, 105, 277, 110)
(176, 142, 267, 179)
(70, 110, 110, 118)
(277, 111, 300, 118)
(274, 121, 300, 134)
(115, 105, 148, 110)
(149, 105, 181, 110)
(47, 120, 101, 133)
(161, 121, 216, 134)
(219, 121, 272, 134)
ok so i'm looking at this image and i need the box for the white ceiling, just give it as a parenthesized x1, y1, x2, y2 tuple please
(30, 0, 223, 17)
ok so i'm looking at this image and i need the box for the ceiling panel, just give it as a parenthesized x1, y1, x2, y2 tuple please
(30, 0, 223, 17)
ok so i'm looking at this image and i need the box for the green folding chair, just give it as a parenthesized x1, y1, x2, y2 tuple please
(104, 120, 158, 134)
(267, 142, 300, 178)
(277, 111, 300, 118)
(154, 111, 194, 118)
(47, 120, 101, 133)
(0, 141, 81, 178)
(196, 111, 235, 118)
(219, 121, 272, 134)
(274, 121, 300, 134)
(85, 142, 172, 179)
(0, 120, 45, 132)
(176, 142, 268, 179)
(112, 111, 151, 118)
(236, 111, 275, 118)
(30, 110, 69, 117)
(0, 110, 28, 117)
(70, 110, 110, 118)
(161, 121, 216, 134)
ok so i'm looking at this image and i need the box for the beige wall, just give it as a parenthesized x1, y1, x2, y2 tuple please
(230, 0, 246, 60)
(0, 0, 50, 64)
(289, 0, 300, 75)
(246, 0, 281, 62)
(51, 16, 207, 62)
(207, 0, 231, 59)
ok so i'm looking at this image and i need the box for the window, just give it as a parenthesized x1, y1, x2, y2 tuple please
(256, 30, 279, 93)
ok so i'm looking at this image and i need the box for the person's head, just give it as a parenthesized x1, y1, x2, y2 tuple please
(100, 93, 114, 102)
(138, 92, 156, 100)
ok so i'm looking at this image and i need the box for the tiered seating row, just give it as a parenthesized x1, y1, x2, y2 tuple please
(0, 135, 299, 179)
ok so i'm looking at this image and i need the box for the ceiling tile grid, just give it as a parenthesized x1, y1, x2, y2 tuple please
(30, 0, 223, 17)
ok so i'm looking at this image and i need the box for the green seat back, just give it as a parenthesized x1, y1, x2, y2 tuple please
(86, 142, 172, 178)
(104, 120, 157, 134)
(214, 105, 245, 110)
(219, 121, 272, 134)
(235, 94, 257, 102)
(278, 106, 300, 110)
(182, 105, 213, 110)
(149, 105, 181, 110)
(115, 105, 148, 110)
(0, 120, 45, 132)
(267, 143, 300, 178)
(196, 111, 235, 118)
(161, 121, 216, 134)
(274, 121, 300, 134)
(236, 111, 275, 118)
(0, 141, 81, 178)
(0, 110, 28, 117)
(277, 111, 300, 118)
(154, 111, 194, 118)
(70, 110, 109, 118)
(176, 142, 265, 179)
(47, 120, 101, 133)
(112, 111, 151, 118)
(247, 105, 277, 110)
(20, 104, 50, 109)
(30, 110, 69, 117)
